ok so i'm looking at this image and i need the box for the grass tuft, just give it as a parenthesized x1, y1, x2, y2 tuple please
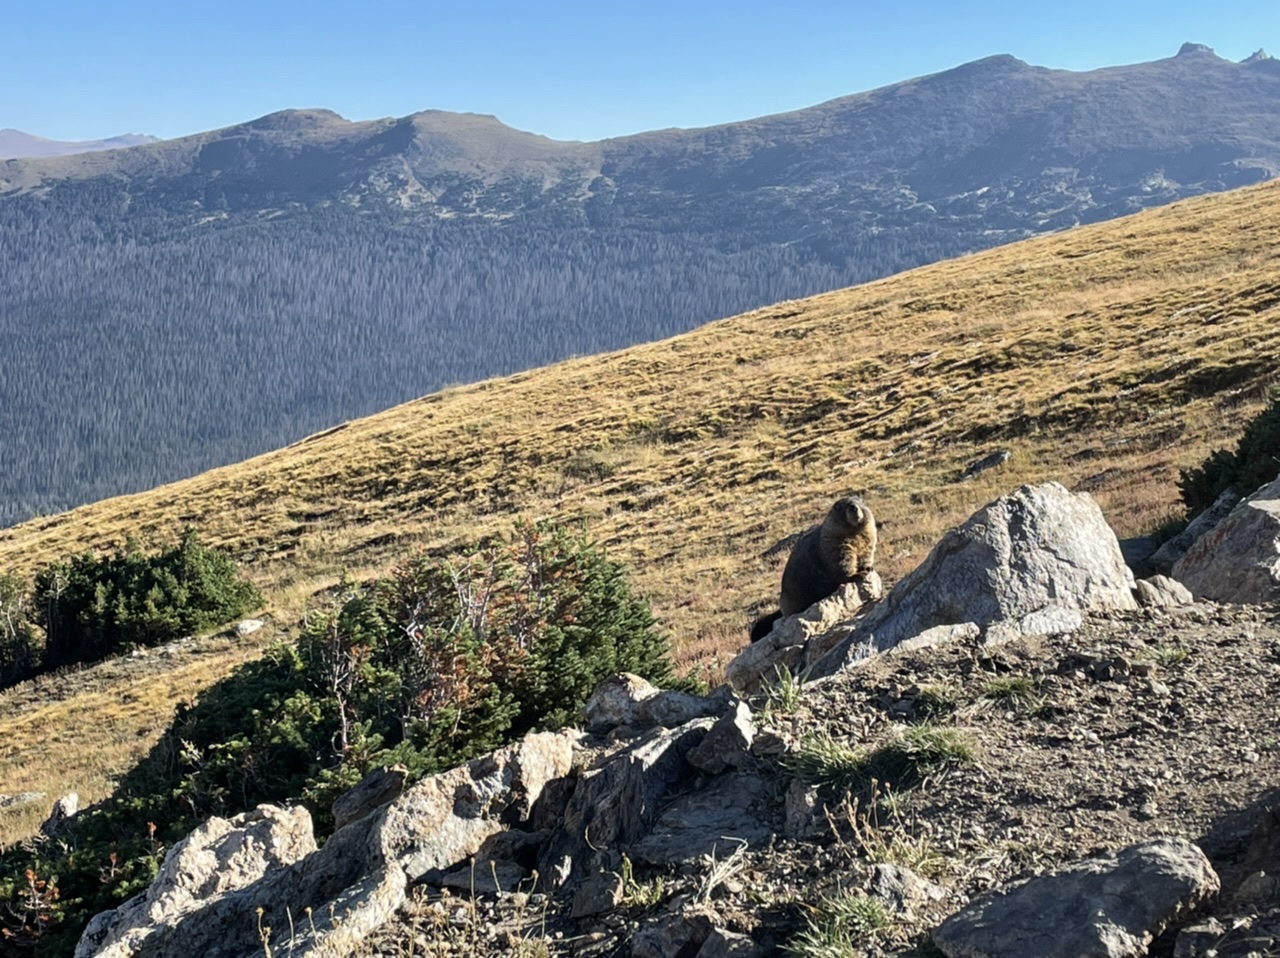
(785, 887, 893, 957)
(791, 726, 974, 796)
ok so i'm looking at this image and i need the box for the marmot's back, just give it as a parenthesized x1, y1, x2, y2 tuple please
(778, 496, 877, 616)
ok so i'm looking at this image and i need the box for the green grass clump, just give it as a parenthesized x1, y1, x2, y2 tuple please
(786, 888, 892, 957)
(791, 726, 974, 796)
(913, 684, 961, 720)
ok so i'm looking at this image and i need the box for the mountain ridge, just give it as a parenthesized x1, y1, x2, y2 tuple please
(0, 129, 158, 160)
(2, 44, 1278, 526)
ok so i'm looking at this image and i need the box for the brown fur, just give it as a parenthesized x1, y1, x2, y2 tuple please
(749, 495, 878, 642)
(778, 495, 877, 616)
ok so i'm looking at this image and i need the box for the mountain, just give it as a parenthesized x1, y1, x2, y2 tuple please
(0, 129, 158, 159)
(0, 172, 1277, 862)
(1, 43, 1278, 526)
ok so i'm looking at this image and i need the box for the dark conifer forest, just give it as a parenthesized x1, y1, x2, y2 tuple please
(2, 45, 1278, 525)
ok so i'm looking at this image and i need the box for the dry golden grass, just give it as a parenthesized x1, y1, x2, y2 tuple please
(0, 180, 1277, 835)
(0, 632, 274, 846)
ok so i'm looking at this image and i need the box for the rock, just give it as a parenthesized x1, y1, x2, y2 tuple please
(584, 673, 734, 733)
(1150, 487, 1240, 574)
(632, 910, 714, 958)
(686, 701, 755, 775)
(331, 764, 407, 830)
(631, 772, 774, 865)
(77, 730, 576, 958)
(932, 837, 1220, 958)
(726, 576, 881, 692)
(1172, 917, 1226, 958)
(1133, 574, 1194, 608)
(871, 863, 946, 915)
(0, 790, 45, 810)
(783, 778, 824, 839)
(40, 791, 78, 838)
(541, 719, 712, 887)
(435, 829, 545, 893)
(571, 870, 624, 918)
(76, 804, 318, 958)
(436, 859, 529, 894)
(812, 483, 1137, 678)
(1173, 474, 1280, 603)
(961, 449, 1011, 480)
(234, 618, 264, 637)
(696, 927, 766, 957)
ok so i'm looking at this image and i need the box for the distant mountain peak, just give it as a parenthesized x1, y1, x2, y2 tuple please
(1176, 42, 1217, 57)
(243, 109, 349, 133)
(0, 129, 158, 159)
(1243, 48, 1272, 63)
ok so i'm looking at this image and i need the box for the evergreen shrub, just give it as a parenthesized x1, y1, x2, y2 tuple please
(32, 528, 261, 668)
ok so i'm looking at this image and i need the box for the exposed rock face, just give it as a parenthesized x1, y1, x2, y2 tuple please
(540, 720, 712, 887)
(932, 837, 1220, 958)
(76, 805, 318, 958)
(583, 672, 733, 732)
(330, 764, 407, 830)
(1133, 574, 1194, 608)
(76, 731, 576, 958)
(811, 483, 1137, 677)
(1173, 474, 1280, 603)
(726, 576, 881, 692)
(1149, 487, 1240, 573)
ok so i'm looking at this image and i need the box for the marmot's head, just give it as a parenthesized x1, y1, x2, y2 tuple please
(830, 495, 873, 531)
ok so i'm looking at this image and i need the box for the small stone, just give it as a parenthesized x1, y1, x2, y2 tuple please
(1173, 916, 1226, 957)
(235, 619, 265, 637)
(571, 871, 623, 918)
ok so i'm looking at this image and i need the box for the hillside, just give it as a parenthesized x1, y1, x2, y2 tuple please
(0, 175, 1277, 850)
(2, 43, 1279, 524)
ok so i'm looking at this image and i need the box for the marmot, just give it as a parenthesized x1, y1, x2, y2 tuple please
(749, 495, 878, 642)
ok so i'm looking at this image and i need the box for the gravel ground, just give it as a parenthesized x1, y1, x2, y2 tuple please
(356, 600, 1280, 957)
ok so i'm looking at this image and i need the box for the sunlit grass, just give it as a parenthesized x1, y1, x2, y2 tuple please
(0, 178, 1277, 841)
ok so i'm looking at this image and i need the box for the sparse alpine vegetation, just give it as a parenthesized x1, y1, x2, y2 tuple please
(0, 521, 673, 955)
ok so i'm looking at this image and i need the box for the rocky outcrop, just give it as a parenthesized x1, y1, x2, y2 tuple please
(76, 731, 576, 958)
(933, 838, 1220, 958)
(811, 482, 1137, 677)
(39, 791, 78, 838)
(1173, 474, 1280, 603)
(330, 764, 407, 830)
(726, 576, 882, 692)
(583, 673, 733, 733)
(71, 479, 1280, 958)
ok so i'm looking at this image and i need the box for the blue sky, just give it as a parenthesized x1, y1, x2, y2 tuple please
(3, 0, 1273, 143)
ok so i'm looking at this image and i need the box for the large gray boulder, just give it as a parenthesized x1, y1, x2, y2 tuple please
(932, 837, 1220, 958)
(76, 730, 576, 958)
(812, 483, 1137, 677)
(1172, 474, 1280, 604)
